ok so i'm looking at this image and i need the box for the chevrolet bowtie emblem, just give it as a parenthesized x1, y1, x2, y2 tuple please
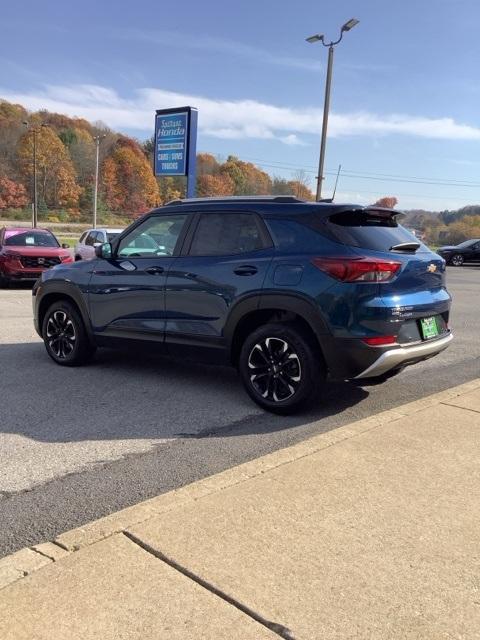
(427, 264, 437, 273)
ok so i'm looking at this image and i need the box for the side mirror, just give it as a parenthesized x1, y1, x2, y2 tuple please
(95, 242, 112, 259)
(62, 243, 70, 249)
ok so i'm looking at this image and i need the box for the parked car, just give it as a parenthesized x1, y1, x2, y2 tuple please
(0, 227, 72, 287)
(33, 197, 453, 413)
(74, 228, 123, 261)
(437, 239, 480, 266)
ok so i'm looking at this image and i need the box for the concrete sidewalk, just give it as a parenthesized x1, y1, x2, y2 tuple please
(1, 380, 479, 640)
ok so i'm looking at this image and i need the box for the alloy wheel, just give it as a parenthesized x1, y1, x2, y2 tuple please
(248, 337, 302, 402)
(46, 310, 76, 359)
(451, 254, 464, 266)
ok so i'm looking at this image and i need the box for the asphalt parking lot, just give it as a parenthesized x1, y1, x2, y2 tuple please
(0, 266, 479, 558)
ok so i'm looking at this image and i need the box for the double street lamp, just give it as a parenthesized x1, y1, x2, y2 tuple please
(22, 121, 48, 228)
(307, 18, 359, 201)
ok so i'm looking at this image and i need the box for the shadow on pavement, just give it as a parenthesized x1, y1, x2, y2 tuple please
(0, 342, 368, 444)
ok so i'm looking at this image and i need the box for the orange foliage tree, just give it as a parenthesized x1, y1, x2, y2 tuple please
(101, 138, 159, 216)
(17, 127, 81, 208)
(221, 156, 272, 195)
(374, 196, 398, 209)
(197, 174, 235, 197)
(0, 177, 29, 209)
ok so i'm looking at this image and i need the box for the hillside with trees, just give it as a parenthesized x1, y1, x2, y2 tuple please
(0, 99, 314, 225)
(2, 98, 480, 246)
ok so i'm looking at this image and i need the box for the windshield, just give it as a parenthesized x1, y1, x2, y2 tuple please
(455, 239, 478, 249)
(5, 231, 59, 247)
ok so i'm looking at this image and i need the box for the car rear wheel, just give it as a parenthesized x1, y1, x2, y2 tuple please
(42, 300, 96, 366)
(238, 323, 324, 414)
(450, 253, 464, 266)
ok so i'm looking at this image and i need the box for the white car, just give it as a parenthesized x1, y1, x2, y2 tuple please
(74, 228, 123, 261)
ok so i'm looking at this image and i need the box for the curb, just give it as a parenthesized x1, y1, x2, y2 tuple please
(1, 377, 479, 591)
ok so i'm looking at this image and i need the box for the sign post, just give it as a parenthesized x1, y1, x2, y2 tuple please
(154, 106, 198, 198)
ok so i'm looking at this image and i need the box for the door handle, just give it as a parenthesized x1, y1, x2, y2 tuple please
(145, 266, 165, 275)
(234, 265, 258, 276)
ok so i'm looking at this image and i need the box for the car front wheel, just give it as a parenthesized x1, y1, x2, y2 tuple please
(238, 323, 324, 414)
(450, 253, 464, 266)
(42, 300, 96, 366)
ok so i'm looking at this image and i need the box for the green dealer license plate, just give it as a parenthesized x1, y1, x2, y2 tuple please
(420, 316, 440, 340)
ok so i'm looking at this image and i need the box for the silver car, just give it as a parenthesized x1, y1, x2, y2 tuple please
(74, 228, 123, 261)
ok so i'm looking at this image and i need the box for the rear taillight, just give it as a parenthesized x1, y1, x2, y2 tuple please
(312, 257, 401, 283)
(362, 336, 397, 346)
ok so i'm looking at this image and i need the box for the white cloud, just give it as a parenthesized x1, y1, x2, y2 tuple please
(2, 83, 480, 145)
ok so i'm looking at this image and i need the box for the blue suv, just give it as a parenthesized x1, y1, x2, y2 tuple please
(33, 196, 452, 413)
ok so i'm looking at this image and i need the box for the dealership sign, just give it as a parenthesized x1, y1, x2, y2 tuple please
(154, 106, 198, 197)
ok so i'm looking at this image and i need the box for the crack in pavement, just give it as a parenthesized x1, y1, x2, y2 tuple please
(123, 531, 296, 640)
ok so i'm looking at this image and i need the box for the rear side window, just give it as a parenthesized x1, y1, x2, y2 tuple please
(189, 213, 264, 256)
(301, 210, 426, 253)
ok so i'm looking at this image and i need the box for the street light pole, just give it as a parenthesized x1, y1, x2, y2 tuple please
(92, 135, 106, 229)
(32, 128, 37, 228)
(306, 18, 359, 201)
(23, 121, 47, 228)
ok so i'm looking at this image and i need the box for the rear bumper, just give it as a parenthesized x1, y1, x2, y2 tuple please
(355, 332, 453, 379)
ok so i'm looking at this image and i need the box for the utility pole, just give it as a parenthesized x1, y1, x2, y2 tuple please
(306, 18, 359, 201)
(93, 134, 106, 229)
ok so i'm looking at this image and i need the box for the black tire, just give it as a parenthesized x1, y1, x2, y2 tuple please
(42, 300, 96, 366)
(238, 323, 324, 414)
(0, 271, 9, 288)
(450, 253, 464, 266)
(74, 255, 82, 262)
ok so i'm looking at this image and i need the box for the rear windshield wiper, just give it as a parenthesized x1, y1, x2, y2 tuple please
(389, 241, 421, 252)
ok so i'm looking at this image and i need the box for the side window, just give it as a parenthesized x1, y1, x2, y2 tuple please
(117, 214, 188, 258)
(85, 231, 98, 246)
(189, 213, 264, 257)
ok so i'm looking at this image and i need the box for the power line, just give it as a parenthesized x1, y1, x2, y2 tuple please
(233, 154, 480, 189)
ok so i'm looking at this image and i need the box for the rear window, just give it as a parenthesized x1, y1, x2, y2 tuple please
(301, 210, 426, 253)
(5, 231, 59, 247)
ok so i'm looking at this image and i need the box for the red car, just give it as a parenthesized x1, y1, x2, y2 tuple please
(0, 227, 73, 287)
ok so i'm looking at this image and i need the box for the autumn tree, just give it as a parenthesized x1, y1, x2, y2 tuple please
(0, 177, 29, 209)
(374, 196, 398, 209)
(17, 127, 81, 208)
(101, 138, 160, 216)
(61, 127, 96, 186)
(197, 173, 235, 197)
(0, 101, 28, 180)
(221, 156, 272, 195)
(197, 153, 221, 177)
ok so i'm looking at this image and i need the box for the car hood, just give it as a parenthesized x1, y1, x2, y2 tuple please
(3, 245, 71, 259)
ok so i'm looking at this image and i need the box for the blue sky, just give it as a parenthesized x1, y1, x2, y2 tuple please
(2, 0, 480, 210)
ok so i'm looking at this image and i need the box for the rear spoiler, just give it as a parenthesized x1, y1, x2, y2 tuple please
(325, 205, 406, 220)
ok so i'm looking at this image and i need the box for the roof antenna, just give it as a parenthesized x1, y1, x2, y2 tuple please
(319, 164, 341, 203)
(331, 164, 342, 201)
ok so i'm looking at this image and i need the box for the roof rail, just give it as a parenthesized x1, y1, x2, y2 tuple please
(164, 195, 306, 206)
